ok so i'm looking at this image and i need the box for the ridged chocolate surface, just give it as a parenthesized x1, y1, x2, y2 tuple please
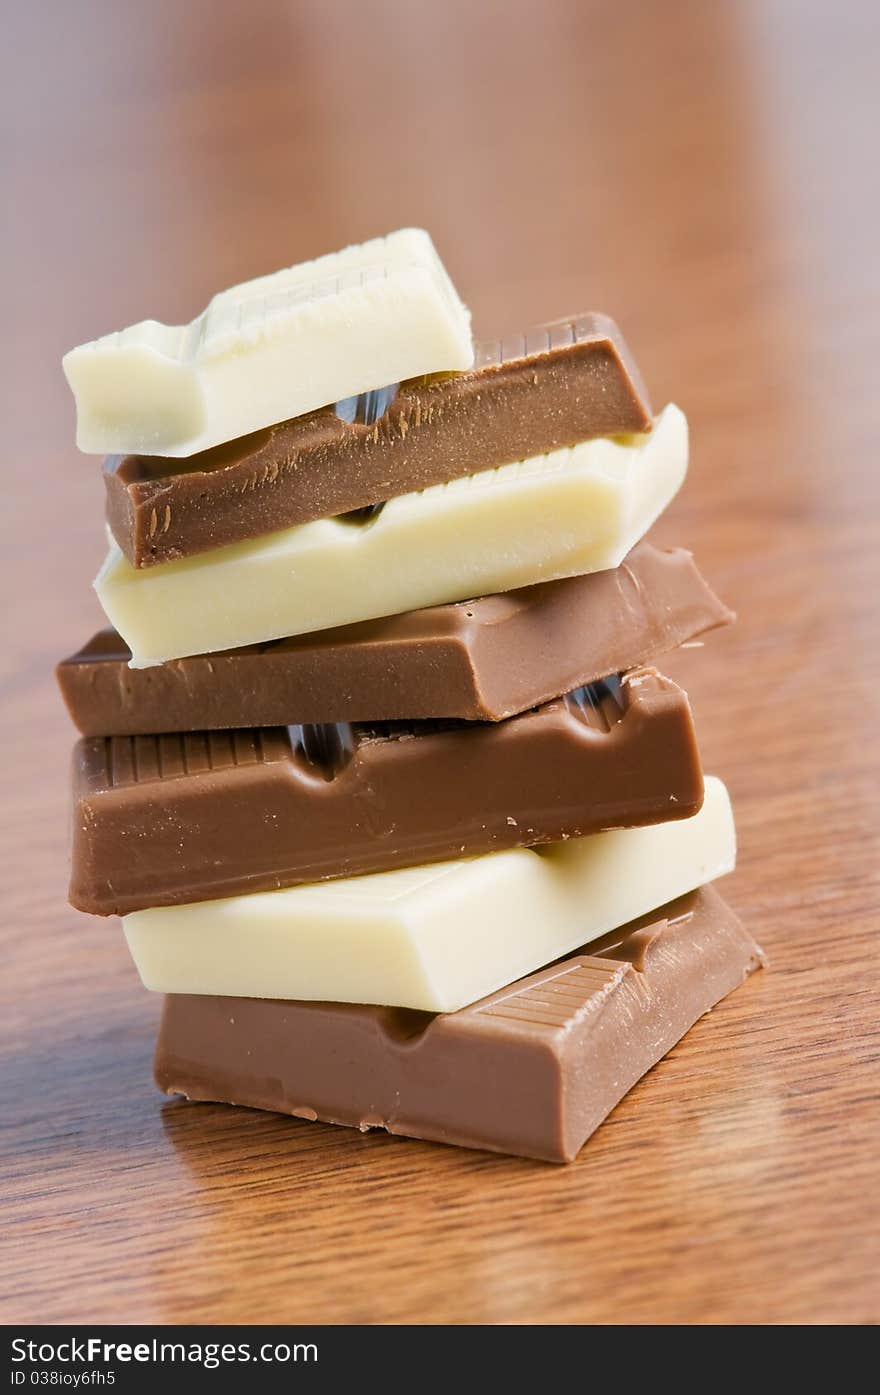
(155, 885, 765, 1163)
(69, 668, 703, 915)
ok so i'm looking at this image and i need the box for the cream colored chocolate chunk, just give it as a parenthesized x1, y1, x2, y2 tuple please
(95, 404, 688, 667)
(63, 229, 474, 456)
(123, 777, 735, 1012)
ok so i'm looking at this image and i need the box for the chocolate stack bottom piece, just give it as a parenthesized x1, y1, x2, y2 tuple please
(156, 886, 763, 1163)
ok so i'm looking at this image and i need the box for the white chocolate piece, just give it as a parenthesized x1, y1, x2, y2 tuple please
(96, 404, 688, 667)
(123, 776, 735, 1013)
(63, 229, 474, 457)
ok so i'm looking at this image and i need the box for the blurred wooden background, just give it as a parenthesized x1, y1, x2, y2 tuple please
(2, 0, 878, 1324)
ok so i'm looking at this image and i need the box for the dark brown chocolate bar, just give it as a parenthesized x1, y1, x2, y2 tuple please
(104, 313, 652, 567)
(69, 668, 702, 916)
(155, 885, 764, 1163)
(57, 542, 731, 734)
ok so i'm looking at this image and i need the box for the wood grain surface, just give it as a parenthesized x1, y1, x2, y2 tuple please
(2, 0, 878, 1326)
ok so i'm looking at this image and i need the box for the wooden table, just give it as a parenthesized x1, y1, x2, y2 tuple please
(3, 0, 878, 1326)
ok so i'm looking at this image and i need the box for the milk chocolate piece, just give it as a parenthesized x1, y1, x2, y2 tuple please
(155, 885, 764, 1163)
(57, 542, 731, 734)
(105, 313, 651, 567)
(69, 668, 702, 916)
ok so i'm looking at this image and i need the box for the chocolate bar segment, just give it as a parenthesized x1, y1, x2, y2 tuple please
(69, 668, 702, 916)
(57, 542, 731, 734)
(155, 885, 764, 1163)
(105, 313, 651, 567)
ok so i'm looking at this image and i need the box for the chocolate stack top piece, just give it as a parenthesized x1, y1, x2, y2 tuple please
(104, 313, 652, 567)
(64, 228, 476, 456)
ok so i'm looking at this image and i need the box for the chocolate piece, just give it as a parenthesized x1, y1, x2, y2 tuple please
(105, 313, 651, 567)
(154, 885, 765, 1163)
(57, 542, 731, 734)
(69, 667, 702, 916)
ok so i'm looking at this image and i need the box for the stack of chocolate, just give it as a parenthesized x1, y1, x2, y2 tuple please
(58, 228, 763, 1162)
